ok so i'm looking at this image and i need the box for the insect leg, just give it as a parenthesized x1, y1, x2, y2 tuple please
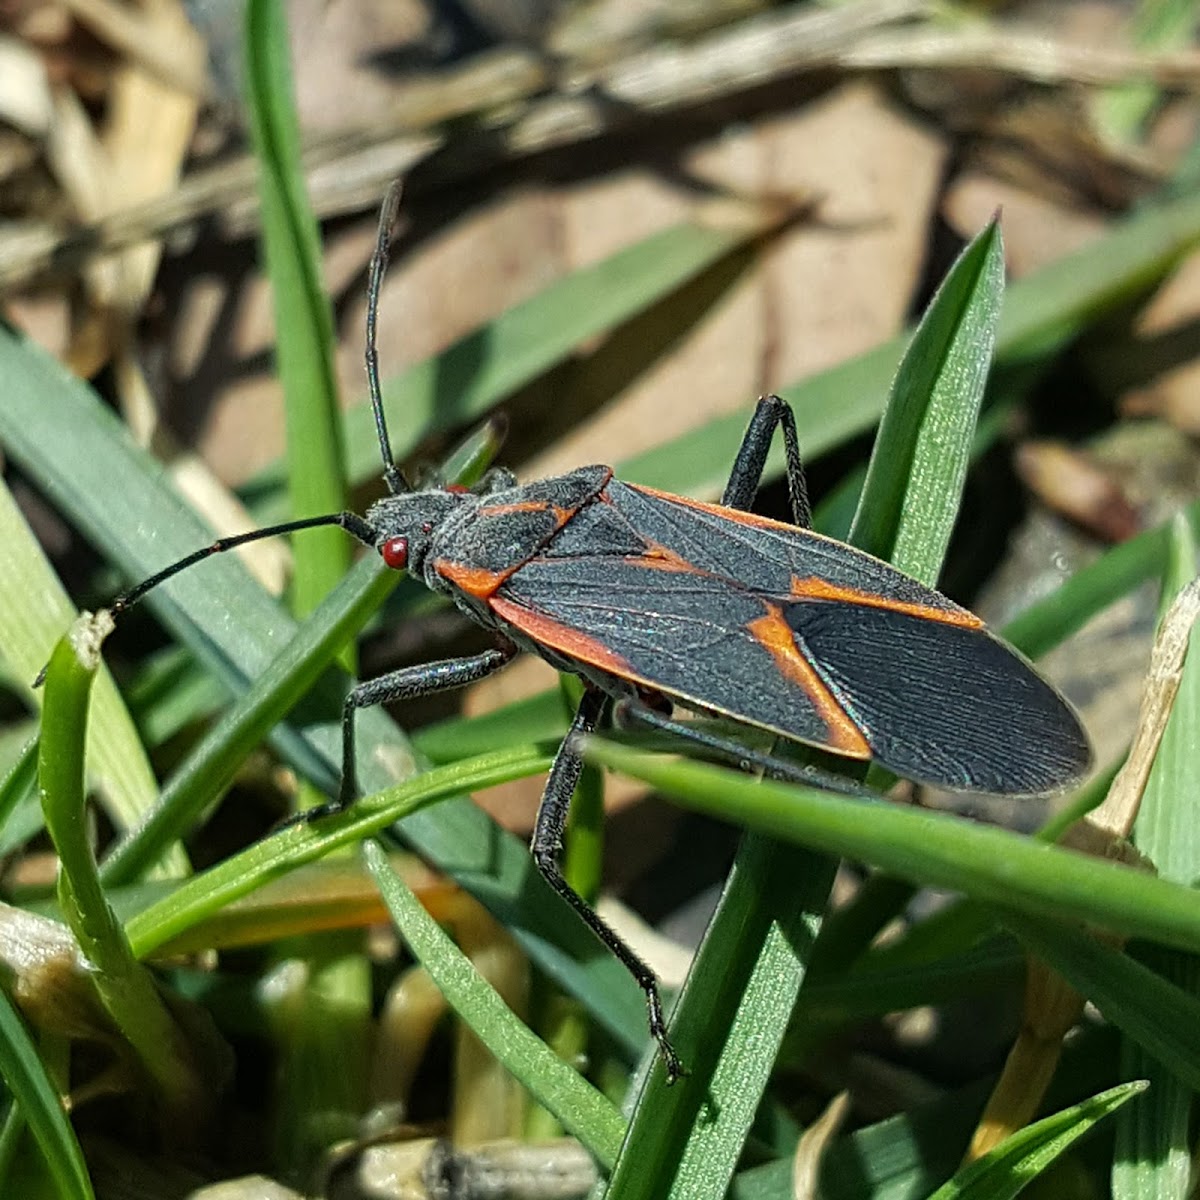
(722, 394, 812, 528)
(292, 641, 518, 823)
(534, 688, 684, 1083)
(614, 699, 876, 799)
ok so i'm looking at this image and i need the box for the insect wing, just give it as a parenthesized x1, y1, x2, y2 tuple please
(489, 482, 1090, 795)
(786, 599, 1090, 792)
(491, 555, 871, 760)
(617, 482, 970, 618)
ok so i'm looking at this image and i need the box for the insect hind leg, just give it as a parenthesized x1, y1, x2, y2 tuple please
(533, 687, 684, 1083)
(613, 698, 876, 799)
(723, 394, 812, 528)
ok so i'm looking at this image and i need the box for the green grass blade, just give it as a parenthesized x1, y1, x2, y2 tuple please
(0, 473, 180, 872)
(244, 0, 349, 620)
(362, 840, 625, 1169)
(580, 741, 1200, 963)
(124, 744, 551, 956)
(928, 1082, 1145, 1200)
(1112, 516, 1200, 1200)
(99, 556, 395, 887)
(850, 220, 1004, 578)
(38, 617, 208, 1118)
(0, 986, 93, 1200)
(607, 842, 836, 1199)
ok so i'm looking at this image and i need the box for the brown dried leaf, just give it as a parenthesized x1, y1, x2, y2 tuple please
(943, 169, 1108, 277)
(1015, 440, 1140, 542)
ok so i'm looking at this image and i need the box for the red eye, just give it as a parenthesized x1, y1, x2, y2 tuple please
(380, 536, 409, 570)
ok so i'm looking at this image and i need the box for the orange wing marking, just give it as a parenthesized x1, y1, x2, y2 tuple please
(631, 541, 701, 573)
(488, 596, 636, 677)
(789, 576, 983, 628)
(746, 607, 870, 758)
(628, 484, 802, 533)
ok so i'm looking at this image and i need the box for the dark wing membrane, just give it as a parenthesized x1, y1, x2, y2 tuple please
(613, 482, 967, 617)
(492, 556, 858, 756)
(789, 600, 1091, 793)
(499, 485, 1090, 795)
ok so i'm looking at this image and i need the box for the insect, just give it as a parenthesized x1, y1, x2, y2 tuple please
(99, 184, 1091, 1083)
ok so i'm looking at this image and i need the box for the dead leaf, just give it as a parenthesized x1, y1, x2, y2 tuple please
(943, 169, 1108, 277)
(1015, 440, 1140, 542)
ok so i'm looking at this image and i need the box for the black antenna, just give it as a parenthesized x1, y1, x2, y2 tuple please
(367, 180, 409, 495)
(108, 512, 379, 616)
(32, 509, 379, 686)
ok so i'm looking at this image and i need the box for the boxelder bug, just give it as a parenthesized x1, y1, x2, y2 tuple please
(97, 183, 1090, 1083)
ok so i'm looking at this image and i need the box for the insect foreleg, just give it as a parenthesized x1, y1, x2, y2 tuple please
(722, 394, 812, 528)
(534, 687, 684, 1083)
(295, 641, 518, 823)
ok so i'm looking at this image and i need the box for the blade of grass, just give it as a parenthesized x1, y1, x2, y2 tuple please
(608, 223, 1007, 1198)
(849, 220, 1003, 575)
(928, 1082, 1145, 1200)
(244, 0, 348, 622)
(607, 843, 836, 1198)
(1001, 911, 1200, 1095)
(123, 744, 551, 956)
(39, 616, 208, 1121)
(0, 986, 93, 1200)
(362, 840, 625, 1169)
(0, 474, 181, 872)
(581, 740, 1200, 965)
(1112, 515, 1200, 1200)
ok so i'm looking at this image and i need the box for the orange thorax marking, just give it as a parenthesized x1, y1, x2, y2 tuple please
(433, 561, 511, 599)
(476, 500, 576, 524)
